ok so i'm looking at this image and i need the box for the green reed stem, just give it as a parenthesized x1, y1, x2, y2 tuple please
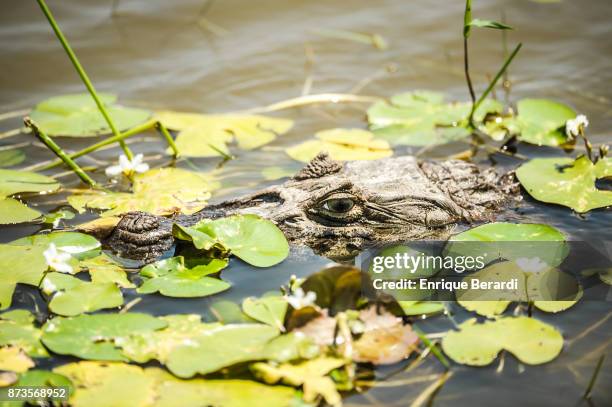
(583, 353, 605, 400)
(468, 42, 522, 127)
(155, 121, 179, 157)
(413, 326, 450, 369)
(25, 118, 96, 187)
(35, 119, 158, 171)
(35, 0, 133, 159)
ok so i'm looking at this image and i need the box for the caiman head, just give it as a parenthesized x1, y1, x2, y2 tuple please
(107, 152, 518, 262)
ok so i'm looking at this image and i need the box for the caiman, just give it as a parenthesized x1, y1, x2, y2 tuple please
(106, 152, 519, 262)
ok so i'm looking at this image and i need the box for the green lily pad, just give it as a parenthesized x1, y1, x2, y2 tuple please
(0, 310, 48, 357)
(366, 91, 502, 146)
(252, 357, 346, 405)
(69, 167, 219, 217)
(261, 166, 295, 181)
(456, 261, 582, 316)
(0, 168, 60, 224)
(516, 156, 612, 213)
(11, 231, 100, 255)
(457, 300, 511, 318)
(286, 128, 392, 163)
(399, 301, 445, 316)
(80, 254, 134, 288)
(0, 198, 41, 224)
(515, 98, 576, 146)
(155, 111, 294, 157)
(0, 149, 25, 167)
(0, 347, 34, 373)
(41, 273, 124, 316)
(0, 169, 60, 198)
(29, 93, 151, 137)
(242, 295, 288, 331)
(41, 313, 167, 361)
(163, 324, 280, 377)
(174, 214, 289, 267)
(137, 256, 229, 298)
(442, 316, 563, 366)
(446, 222, 568, 268)
(54, 361, 299, 407)
(0, 245, 47, 310)
(0, 369, 73, 405)
(42, 209, 75, 226)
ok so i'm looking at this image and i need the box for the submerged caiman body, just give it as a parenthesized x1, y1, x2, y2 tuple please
(107, 153, 519, 262)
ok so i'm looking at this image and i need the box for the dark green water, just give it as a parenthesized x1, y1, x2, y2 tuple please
(0, 0, 611, 405)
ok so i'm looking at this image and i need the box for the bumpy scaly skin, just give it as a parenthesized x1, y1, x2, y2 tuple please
(107, 153, 519, 261)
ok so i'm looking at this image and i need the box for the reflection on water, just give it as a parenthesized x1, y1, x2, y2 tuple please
(0, 0, 611, 405)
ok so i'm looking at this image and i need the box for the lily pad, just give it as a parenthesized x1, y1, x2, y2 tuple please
(242, 295, 288, 331)
(80, 254, 134, 288)
(0, 310, 48, 357)
(0, 198, 41, 224)
(441, 316, 563, 366)
(137, 256, 229, 298)
(0, 169, 60, 197)
(0, 149, 25, 167)
(174, 214, 289, 267)
(399, 301, 445, 316)
(155, 111, 294, 157)
(252, 357, 346, 405)
(154, 324, 280, 377)
(11, 231, 100, 255)
(41, 273, 124, 316)
(0, 245, 47, 310)
(446, 222, 568, 268)
(42, 209, 75, 226)
(41, 313, 167, 361)
(29, 93, 151, 137)
(69, 167, 219, 217)
(261, 166, 295, 181)
(366, 91, 502, 146)
(0, 347, 34, 373)
(286, 128, 392, 163)
(0, 369, 73, 405)
(0, 169, 60, 224)
(54, 361, 299, 407)
(515, 98, 576, 146)
(516, 156, 612, 213)
(456, 261, 582, 315)
(352, 306, 419, 364)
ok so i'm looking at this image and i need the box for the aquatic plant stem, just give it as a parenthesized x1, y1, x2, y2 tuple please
(35, 0, 133, 159)
(463, 0, 476, 114)
(34, 119, 157, 171)
(468, 42, 522, 126)
(583, 353, 605, 400)
(24, 118, 96, 187)
(155, 121, 180, 157)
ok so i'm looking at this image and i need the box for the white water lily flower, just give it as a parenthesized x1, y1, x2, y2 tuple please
(105, 154, 149, 178)
(515, 257, 548, 273)
(284, 287, 317, 309)
(565, 114, 589, 139)
(43, 243, 73, 273)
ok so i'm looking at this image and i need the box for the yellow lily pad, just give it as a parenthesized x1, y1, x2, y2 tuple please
(54, 361, 299, 407)
(286, 128, 392, 163)
(155, 111, 294, 157)
(68, 168, 219, 217)
(252, 357, 346, 405)
(0, 346, 35, 373)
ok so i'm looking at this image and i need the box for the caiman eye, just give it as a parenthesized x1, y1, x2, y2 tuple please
(322, 197, 355, 213)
